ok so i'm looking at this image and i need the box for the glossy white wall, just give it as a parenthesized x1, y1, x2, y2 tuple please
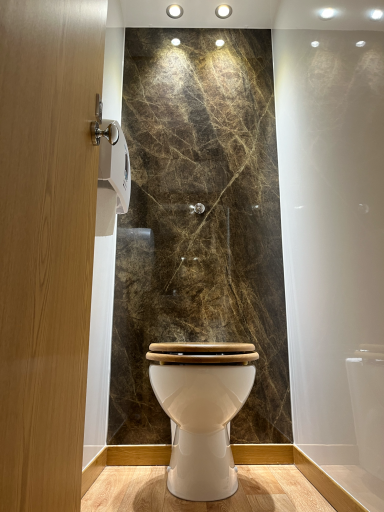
(273, 4, 384, 511)
(107, 0, 125, 28)
(82, 14, 125, 469)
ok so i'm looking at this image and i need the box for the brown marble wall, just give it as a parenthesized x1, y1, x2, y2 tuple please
(108, 28, 292, 445)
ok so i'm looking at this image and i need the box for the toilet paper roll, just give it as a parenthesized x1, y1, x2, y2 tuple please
(95, 182, 117, 237)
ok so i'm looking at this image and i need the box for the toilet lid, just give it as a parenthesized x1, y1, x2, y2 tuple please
(149, 342, 256, 353)
(146, 342, 259, 364)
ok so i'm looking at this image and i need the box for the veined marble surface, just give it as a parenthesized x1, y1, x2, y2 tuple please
(108, 28, 292, 445)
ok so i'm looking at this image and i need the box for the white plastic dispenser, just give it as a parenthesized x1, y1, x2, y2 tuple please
(95, 120, 131, 236)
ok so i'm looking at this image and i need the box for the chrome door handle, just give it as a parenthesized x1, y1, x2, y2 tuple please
(90, 93, 119, 146)
(91, 121, 119, 146)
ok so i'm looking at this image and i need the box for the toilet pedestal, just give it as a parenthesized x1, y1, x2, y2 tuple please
(167, 425, 238, 501)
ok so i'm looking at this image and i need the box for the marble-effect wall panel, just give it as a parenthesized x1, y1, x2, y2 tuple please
(108, 28, 292, 445)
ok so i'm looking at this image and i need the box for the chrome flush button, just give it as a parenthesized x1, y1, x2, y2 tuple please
(191, 203, 205, 214)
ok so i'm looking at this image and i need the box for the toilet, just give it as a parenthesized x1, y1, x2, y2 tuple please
(346, 344, 384, 481)
(146, 342, 259, 501)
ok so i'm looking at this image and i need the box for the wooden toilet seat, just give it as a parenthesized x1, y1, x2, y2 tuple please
(146, 342, 259, 364)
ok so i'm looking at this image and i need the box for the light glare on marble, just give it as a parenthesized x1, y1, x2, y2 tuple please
(216, 39, 225, 47)
(171, 38, 181, 46)
(319, 8, 336, 19)
(370, 9, 383, 20)
(311, 41, 320, 47)
(356, 41, 366, 47)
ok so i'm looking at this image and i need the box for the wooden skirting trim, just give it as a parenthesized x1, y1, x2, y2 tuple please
(81, 447, 108, 497)
(293, 446, 369, 512)
(232, 444, 293, 465)
(107, 444, 294, 466)
(107, 445, 172, 466)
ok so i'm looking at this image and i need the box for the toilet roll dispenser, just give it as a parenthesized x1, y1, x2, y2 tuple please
(91, 94, 131, 236)
(91, 93, 130, 214)
(97, 118, 131, 215)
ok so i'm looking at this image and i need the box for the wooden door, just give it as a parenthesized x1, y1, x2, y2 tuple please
(0, 0, 108, 510)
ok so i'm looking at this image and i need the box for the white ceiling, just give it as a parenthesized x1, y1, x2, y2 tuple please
(107, 0, 384, 31)
(119, 0, 276, 29)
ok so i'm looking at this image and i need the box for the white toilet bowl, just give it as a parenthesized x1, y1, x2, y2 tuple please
(146, 342, 259, 501)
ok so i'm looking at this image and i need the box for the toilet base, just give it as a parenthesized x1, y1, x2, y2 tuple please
(167, 425, 238, 502)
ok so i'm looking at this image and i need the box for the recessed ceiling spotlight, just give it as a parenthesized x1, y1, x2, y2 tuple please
(370, 9, 383, 20)
(311, 41, 320, 47)
(166, 4, 184, 19)
(216, 39, 225, 47)
(356, 41, 366, 47)
(171, 38, 181, 46)
(319, 8, 336, 19)
(215, 4, 233, 19)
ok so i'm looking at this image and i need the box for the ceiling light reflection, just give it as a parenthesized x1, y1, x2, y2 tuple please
(311, 41, 320, 47)
(319, 8, 336, 19)
(370, 9, 383, 20)
(216, 39, 225, 47)
(171, 38, 181, 46)
(356, 41, 366, 47)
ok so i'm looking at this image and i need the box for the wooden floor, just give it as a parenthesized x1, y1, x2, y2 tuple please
(81, 465, 336, 511)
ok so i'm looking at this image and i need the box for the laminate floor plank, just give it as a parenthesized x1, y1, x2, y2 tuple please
(269, 466, 336, 512)
(247, 494, 296, 512)
(81, 465, 337, 512)
(238, 465, 285, 495)
(117, 466, 166, 512)
(81, 467, 135, 512)
(206, 478, 253, 512)
(163, 493, 207, 512)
